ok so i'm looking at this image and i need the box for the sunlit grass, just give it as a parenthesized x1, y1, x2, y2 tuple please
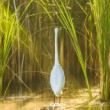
(55, 0, 93, 100)
(0, 0, 16, 93)
(0, 0, 37, 95)
(90, 0, 110, 100)
(0, 0, 107, 102)
(40, 0, 93, 99)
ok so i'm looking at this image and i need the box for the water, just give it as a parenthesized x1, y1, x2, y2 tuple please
(0, 97, 110, 110)
(0, 88, 110, 110)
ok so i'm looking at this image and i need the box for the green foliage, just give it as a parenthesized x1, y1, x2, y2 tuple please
(55, 0, 92, 99)
(2, 0, 110, 101)
(0, 1, 16, 93)
(0, 0, 35, 95)
(90, 0, 110, 100)
(41, 0, 93, 99)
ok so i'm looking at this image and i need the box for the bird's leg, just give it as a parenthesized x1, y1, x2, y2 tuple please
(59, 96, 61, 103)
(54, 95, 56, 103)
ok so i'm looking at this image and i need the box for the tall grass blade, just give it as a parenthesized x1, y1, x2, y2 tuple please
(90, 0, 110, 100)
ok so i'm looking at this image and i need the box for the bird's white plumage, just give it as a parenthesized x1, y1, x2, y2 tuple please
(50, 64, 65, 96)
(50, 28, 65, 97)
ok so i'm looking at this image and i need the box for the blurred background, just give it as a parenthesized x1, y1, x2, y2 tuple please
(0, 0, 99, 97)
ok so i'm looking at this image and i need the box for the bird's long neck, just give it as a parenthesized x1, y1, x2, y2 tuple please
(55, 28, 59, 65)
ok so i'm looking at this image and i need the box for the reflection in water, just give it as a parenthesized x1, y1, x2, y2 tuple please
(0, 97, 110, 110)
(0, 98, 110, 110)
(0, 88, 110, 110)
(77, 104, 110, 110)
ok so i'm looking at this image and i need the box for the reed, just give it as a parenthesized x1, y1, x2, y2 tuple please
(41, 0, 93, 99)
(90, 0, 110, 100)
(0, 0, 16, 94)
(0, 0, 35, 95)
(0, 0, 100, 99)
(56, 0, 93, 99)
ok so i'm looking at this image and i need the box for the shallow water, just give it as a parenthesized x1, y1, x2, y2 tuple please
(0, 88, 110, 110)
(0, 98, 110, 110)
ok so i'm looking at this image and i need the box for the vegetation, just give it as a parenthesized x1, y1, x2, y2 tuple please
(41, 0, 92, 99)
(0, 0, 110, 102)
(0, 0, 34, 95)
(90, 0, 110, 100)
(0, 0, 17, 93)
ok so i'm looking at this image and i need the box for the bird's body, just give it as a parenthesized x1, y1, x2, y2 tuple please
(50, 64, 65, 96)
(50, 28, 65, 99)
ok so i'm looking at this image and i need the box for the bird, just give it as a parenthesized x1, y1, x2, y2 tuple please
(50, 28, 65, 103)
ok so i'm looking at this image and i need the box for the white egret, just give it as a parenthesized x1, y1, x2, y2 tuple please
(50, 28, 65, 103)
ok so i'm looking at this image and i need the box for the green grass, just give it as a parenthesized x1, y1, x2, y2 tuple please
(1, 0, 109, 101)
(55, 0, 93, 100)
(0, 0, 16, 93)
(90, 0, 110, 100)
(41, 0, 93, 100)
(0, 0, 35, 95)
